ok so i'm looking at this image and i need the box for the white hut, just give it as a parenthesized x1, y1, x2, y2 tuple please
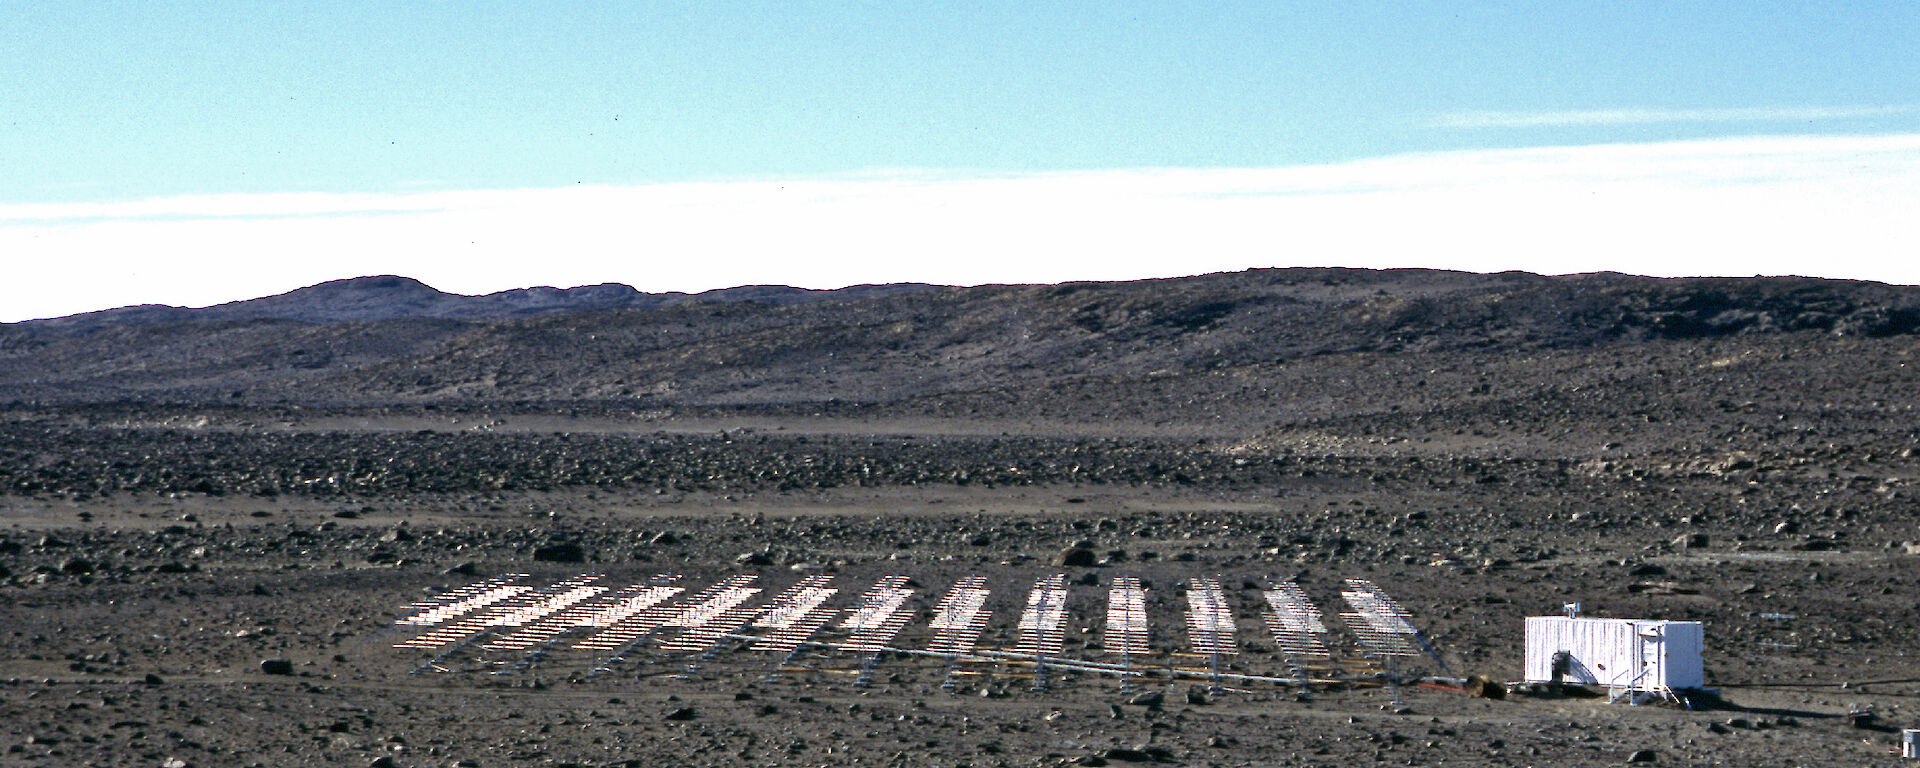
(1524, 616, 1703, 699)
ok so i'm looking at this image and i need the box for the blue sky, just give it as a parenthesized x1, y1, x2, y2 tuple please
(4, 3, 1919, 320)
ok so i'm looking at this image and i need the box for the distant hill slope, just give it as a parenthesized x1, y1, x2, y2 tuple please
(3, 268, 1919, 417)
(20, 275, 942, 331)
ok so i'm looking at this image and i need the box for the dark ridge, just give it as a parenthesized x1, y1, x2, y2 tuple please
(15, 275, 946, 332)
(2, 268, 1918, 407)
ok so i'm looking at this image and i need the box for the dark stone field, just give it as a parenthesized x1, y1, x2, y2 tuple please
(5, 268, 1920, 766)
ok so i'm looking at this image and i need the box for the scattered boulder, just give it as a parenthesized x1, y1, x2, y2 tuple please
(1056, 547, 1098, 567)
(532, 542, 585, 563)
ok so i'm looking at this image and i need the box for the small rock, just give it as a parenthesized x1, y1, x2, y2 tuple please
(1185, 686, 1210, 705)
(1626, 748, 1658, 763)
(260, 658, 294, 675)
(735, 551, 773, 566)
(664, 707, 697, 721)
(368, 757, 397, 768)
(444, 561, 477, 576)
(1056, 547, 1098, 568)
(1125, 691, 1164, 708)
(649, 531, 679, 545)
(533, 543, 585, 563)
(143, 673, 165, 686)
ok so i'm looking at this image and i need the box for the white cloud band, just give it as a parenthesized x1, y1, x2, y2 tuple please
(5, 133, 1919, 322)
(1432, 105, 1917, 129)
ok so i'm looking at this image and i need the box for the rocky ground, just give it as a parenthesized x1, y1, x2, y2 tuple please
(4, 418, 1920, 767)
(5, 270, 1920, 766)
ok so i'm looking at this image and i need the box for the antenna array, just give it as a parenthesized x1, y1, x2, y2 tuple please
(396, 575, 603, 672)
(1262, 581, 1332, 662)
(1011, 574, 1070, 690)
(1339, 578, 1420, 658)
(1104, 576, 1149, 692)
(1104, 576, 1149, 657)
(1185, 577, 1237, 691)
(393, 570, 1441, 698)
(658, 577, 764, 657)
(749, 575, 840, 654)
(927, 575, 993, 690)
(838, 575, 916, 686)
(396, 574, 528, 626)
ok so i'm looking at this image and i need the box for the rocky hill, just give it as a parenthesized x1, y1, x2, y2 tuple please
(22, 275, 939, 332)
(3, 268, 1918, 412)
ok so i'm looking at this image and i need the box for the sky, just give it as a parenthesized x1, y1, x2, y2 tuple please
(4, 2, 1918, 322)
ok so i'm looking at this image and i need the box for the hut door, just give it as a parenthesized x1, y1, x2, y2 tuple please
(1637, 625, 1664, 688)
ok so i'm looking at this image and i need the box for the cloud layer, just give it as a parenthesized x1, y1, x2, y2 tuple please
(1432, 105, 1918, 129)
(6, 133, 1920, 322)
